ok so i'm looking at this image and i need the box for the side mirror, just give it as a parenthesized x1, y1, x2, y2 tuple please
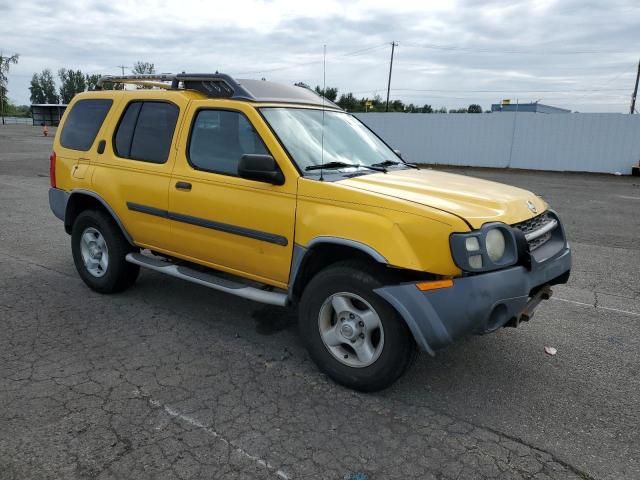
(238, 154, 285, 185)
(393, 149, 403, 159)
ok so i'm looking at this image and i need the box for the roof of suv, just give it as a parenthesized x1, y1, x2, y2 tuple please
(96, 73, 341, 109)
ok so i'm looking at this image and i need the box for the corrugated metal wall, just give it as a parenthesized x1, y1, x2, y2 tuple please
(355, 113, 640, 174)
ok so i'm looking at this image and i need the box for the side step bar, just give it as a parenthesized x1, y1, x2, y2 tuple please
(125, 253, 288, 306)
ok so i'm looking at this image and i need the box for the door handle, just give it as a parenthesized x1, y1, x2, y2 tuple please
(175, 181, 192, 191)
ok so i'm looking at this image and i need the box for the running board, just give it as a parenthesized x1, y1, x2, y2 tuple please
(125, 253, 288, 306)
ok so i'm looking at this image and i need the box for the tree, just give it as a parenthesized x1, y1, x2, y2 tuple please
(337, 92, 359, 111)
(390, 99, 405, 112)
(132, 61, 155, 89)
(58, 69, 87, 103)
(421, 104, 433, 113)
(29, 69, 59, 104)
(132, 61, 155, 75)
(467, 104, 482, 113)
(314, 85, 338, 102)
(0, 52, 19, 123)
(449, 107, 468, 113)
(29, 74, 45, 104)
(85, 74, 101, 91)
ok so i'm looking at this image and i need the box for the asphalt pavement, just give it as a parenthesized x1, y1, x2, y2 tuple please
(1, 125, 638, 479)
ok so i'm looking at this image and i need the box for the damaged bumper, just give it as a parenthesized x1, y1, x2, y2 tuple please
(375, 239, 571, 355)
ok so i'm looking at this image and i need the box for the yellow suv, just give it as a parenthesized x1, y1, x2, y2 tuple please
(48, 73, 571, 391)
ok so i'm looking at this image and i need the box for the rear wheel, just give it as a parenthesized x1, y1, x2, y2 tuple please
(71, 209, 139, 293)
(299, 261, 415, 392)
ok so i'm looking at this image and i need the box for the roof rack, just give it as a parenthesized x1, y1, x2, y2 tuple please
(95, 73, 252, 98)
(94, 73, 340, 109)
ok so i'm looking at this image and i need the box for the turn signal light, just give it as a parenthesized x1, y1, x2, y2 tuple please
(416, 279, 454, 291)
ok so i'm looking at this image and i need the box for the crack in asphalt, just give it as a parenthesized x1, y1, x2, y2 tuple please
(551, 296, 640, 317)
(137, 388, 291, 480)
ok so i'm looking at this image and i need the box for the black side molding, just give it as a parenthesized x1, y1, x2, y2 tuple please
(126, 202, 288, 246)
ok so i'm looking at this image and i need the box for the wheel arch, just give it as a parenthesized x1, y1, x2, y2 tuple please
(65, 190, 134, 245)
(288, 237, 387, 302)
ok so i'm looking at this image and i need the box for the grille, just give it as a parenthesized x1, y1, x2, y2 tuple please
(512, 212, 555, 251)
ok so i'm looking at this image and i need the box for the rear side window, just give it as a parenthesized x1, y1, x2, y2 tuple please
(188, 110, 268, 175)
(60, 99, 112, 151)
(114, 101, 179, 164)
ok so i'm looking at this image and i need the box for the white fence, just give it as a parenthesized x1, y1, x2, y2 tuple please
(1, 116, 32, 125)
(356, 112, 640, 174)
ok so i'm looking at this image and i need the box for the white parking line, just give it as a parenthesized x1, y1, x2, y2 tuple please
(553, 297, 640, 317)
(148, 399, 290, 479)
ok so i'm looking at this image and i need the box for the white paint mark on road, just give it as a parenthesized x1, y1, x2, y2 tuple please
(553, 297, 640, 317)
(615, 195, 640, 201)
(148, 398, 290, 480)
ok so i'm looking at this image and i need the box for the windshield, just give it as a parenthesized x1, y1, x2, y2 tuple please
(260, 107, 401, 172)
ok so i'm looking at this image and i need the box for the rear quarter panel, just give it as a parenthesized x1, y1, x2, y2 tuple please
(53, 92, 122, 193)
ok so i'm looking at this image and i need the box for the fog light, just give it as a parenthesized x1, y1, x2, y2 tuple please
(469, 254, 482, 269)
(465, 236, 480, 251)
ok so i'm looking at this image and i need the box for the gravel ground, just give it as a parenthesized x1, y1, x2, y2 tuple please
(1, 125, 639, 479)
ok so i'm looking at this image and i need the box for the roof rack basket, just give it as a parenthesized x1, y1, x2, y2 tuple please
(93, 72, 339, 109)
(95, 73, 254, 100)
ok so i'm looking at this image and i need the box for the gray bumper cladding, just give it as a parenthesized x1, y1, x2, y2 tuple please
(49, 187, 69, 221)
(374, 246, 572, 355)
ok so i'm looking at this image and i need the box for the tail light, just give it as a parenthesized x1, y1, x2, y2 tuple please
(49, 151, 56, 188)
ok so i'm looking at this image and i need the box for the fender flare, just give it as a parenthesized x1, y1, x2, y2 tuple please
(66, 189, 135, 245)
(287, 236, 387, 299)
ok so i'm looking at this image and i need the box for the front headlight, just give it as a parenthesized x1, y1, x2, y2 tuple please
(450, 224, 519, 272)
(485, 229, 506, 262)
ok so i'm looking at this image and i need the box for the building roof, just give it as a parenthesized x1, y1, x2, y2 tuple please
(491, 102, 570, 114)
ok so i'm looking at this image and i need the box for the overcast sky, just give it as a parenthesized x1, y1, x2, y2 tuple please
(1, 0, 639, 112)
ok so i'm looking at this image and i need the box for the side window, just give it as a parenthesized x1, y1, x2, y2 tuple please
(114, 101, 179, 164)
(60, 99, 112, 151)
(188, 110, 268, 175)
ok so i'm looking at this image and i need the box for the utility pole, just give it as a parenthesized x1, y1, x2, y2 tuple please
(117, 65, 127, 76)
(630, 58, 640, 114)
(385, 41, 397, 112)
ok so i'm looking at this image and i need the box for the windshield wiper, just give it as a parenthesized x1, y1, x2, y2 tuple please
(371, 160, 399, 167)
(305, 161, 386, 173)
(372, 159, 419, 169)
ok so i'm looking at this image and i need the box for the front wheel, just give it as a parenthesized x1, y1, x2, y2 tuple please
(299, 261, 415, 392)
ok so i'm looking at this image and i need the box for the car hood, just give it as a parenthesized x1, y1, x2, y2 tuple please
(339, 168, 547, 229)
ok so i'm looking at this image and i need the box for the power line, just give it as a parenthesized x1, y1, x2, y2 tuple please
(385, 88, 630, 93)
(234, 60, 319, 76)
(402, 42, 630, 55)
(569, 70, 635, 105)
(232, 43, 390, 76)
(341, 43, 389, 57)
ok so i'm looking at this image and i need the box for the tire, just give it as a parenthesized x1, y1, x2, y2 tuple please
(299, 260, 415, 392)
(71, 209, 139, 294)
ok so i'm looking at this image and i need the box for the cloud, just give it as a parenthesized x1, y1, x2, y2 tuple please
(2, 0, 638, 112)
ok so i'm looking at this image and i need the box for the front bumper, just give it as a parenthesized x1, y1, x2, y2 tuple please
(375, 239, 571, 355)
